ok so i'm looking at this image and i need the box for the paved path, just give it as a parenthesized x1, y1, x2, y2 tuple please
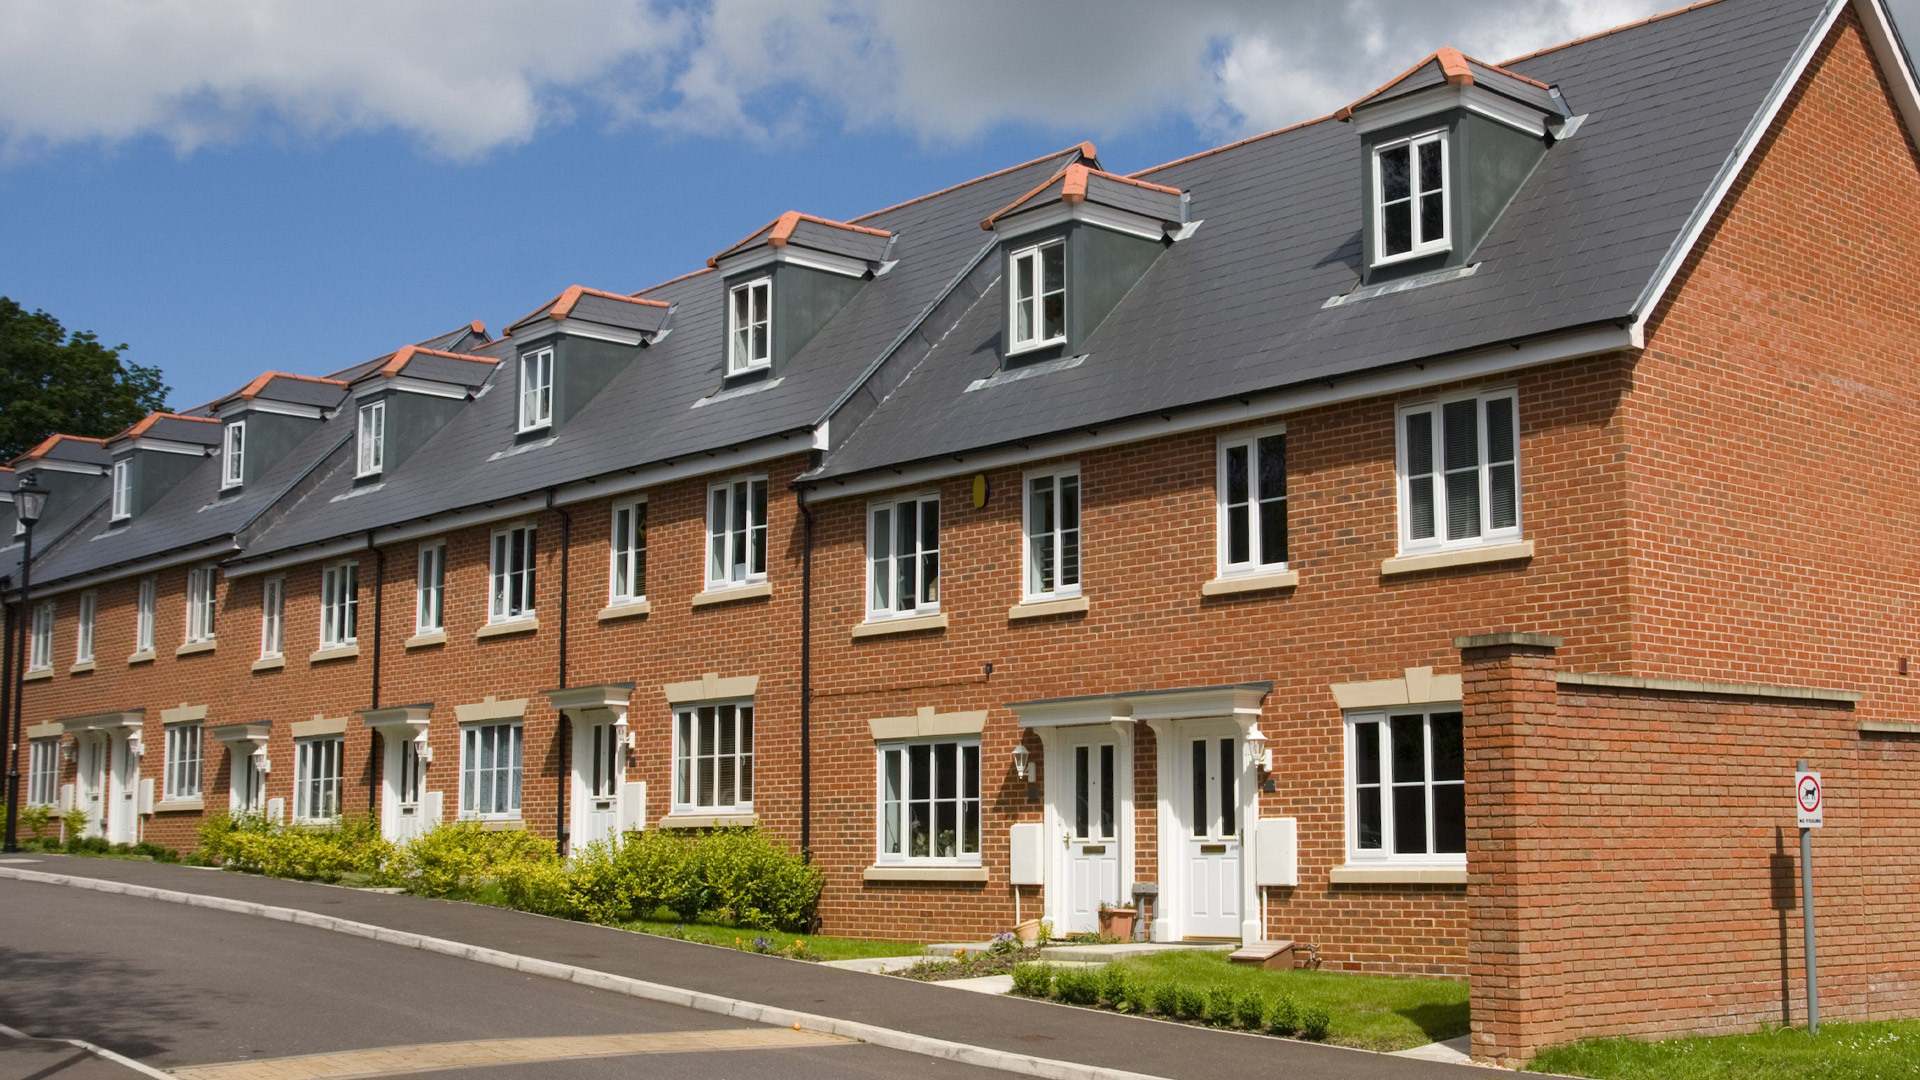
(2, 855, 1500, 1079)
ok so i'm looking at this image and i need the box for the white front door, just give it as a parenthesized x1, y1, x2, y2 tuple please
(382, 737, 427, 844)
(1179, 725, 1243, 939)
(573, 720, 622, 851)
(1060, 732, 1123, 935)
(78, 735, 108, 836)
(106, 732, 138, 844)
(231, 751, 265, 814)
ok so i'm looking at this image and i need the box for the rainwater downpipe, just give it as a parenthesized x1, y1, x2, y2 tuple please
(368, 531, 384, 813)
(1, 583, 14, 817)
(799, 490, 813, 861)
(549, 489, 572, 856)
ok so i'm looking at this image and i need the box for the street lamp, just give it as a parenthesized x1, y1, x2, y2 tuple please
(6, 475, 48, 854)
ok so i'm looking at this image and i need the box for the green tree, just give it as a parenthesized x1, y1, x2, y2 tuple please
(0, 297, 167, 460)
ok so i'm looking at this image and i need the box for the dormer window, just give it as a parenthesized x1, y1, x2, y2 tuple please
(1374, 130, 1448, 264)
(221, 421, 245, 489)
(111, 459, 131, 521)
(518, 348, 554, 431)
(1008, 239, 1065, 353)
(356, 401, 385, 477)
(728, 278, 771, 375)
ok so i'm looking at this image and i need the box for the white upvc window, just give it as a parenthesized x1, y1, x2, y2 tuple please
(28, 738, 58, 806)
(867, 493, 939, 619)
(110, 459, 131, 521)
(1373, 129, 1449, 264)
(1022, 465, 1081, 601)
(1007, 238, 1066, 353)
(727, 278, 771, 375)
(260, 575, 285, 659)
(135, 576, 156, 653)
(294, 736, 343, 822)
(165, 722, 203, 800)
(609, 500, 648, 604)
(877, 737, 981, 865)
(461, 721, 523, 819)
(1218, 429, 1288, 576)
(705, 476, 767, 589)
(184, 565, 217, 644)
(320, 562, 359, 648)
(489, 525, 536, 622)
(1398, 389, 1520, 553)
(672, 701, 753, 813)
(1346, 708, 1465, 864)
(356, 401, 385, 477)
(75, 590, 96, 664)
(415, 542, 446, 633)
(28, 601, 52, 671)
(518, 348, 554, 431)
(222, 421, 246, 489)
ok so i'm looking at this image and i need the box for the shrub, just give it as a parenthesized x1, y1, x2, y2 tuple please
(215, 815, 393, 883)
(614, 829, 695, 918)
(64, 835, 108, 855)
(1051, 966, 1101, 1006)
(1205, 986, 1237, 1027)
(1151, 982, 1183, 1017)
(195, 810, 273, 865)
(1119, 978, 1154, 1015)
(60, 808, 89, 840)
(1234, 992, 1266, 1031)
(131, 841, 178, 862)
(1010, 962, 1055, 998)
(1266, 994, 1299, 1036)
(682, 828, 821, 931)
(1099, 965, 1130, 1008)
(1298, 1006, 1332, 1042)
(19, 805, 54, 840)
(390, 821, 554, 898)
(496, 857, 576, 918)
(1173, 986, 1206, 1022)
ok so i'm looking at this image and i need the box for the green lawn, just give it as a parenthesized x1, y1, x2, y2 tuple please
(1105, 951, 1468, 1052)
(1529, 1021, 1920, 1080)
(617, 915, 926, 962)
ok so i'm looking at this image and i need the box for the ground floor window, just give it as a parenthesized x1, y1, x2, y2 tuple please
(462, 722, 523, 819)
(878, 738, 980, 863)
(1347, 708, 1465, 861)
(165, 723, 203, 799)
(673, 702, 753, 812)
(295, 736, 343, 821)
(28, 738, 58, 806)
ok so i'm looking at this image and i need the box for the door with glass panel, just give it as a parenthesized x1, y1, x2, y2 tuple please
(1180, 724, 1243, 939)
(78, 734, 108, 836)
(231, 750, 265, 814)
(575, 720, 622, 848)
(1059, 731, 1123, 935)
(107, 732, 139, 844)
(384, 736, 427, 844)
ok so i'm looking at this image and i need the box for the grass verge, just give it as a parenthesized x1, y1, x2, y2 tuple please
(1528, 1021, 1920, 1079)
(619, 913, 925, 962)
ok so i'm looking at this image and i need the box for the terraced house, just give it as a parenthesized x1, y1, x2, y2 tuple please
(7, 0, 1920, 1063)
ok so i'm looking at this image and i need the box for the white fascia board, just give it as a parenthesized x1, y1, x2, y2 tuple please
(1630, 0, 1848, 337)
(556, 432, 808, 507)
(510, 319, 648, 348)
(993, 201, 1170, 244)
(354, 376, 473, 401)
(127, 438, 215, 457)
(1854, 0, 1920, 148)
(23, 461, 103, 476)
(223, 535, 367, 579)
(1350, 84, 1551, 137)
(805, 323, 1635, 503)
(714, 245, 870, 279)
(216, 399, 328, 421)
(42, 537, 238, 593)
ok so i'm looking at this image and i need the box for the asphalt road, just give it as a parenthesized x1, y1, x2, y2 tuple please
(0, 875, 1020, 1079)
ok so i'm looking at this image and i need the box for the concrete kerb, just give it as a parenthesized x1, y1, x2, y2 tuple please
(0, 1020, 174, 1079)
(0, 866, 1171, 1080)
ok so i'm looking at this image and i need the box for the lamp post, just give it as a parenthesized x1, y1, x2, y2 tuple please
(6, 476, 48, 854)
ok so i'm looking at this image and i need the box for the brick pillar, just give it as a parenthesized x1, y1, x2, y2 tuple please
(1455, 631, 1562, 1067)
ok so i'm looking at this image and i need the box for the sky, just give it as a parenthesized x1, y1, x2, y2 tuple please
(1, 0, 1914, 411)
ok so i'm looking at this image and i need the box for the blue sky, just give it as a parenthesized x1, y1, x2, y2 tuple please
(3, 0, 1909, 411)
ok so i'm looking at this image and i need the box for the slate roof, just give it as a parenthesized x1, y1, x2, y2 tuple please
(110, 413, 222, 448)
(215, 373, 349, 412)
(506, 287, 672, 337)
(709, 211, 894, 267)
(1337, 47, 1562, 120)
(982, 164, 1184, 230)
(10, 434, 111, 470)
(806, 0, 1832, 484)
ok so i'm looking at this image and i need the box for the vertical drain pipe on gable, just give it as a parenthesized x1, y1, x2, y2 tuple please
(798, 492, 813, 861)
(549, 489, 572, 857)
(368, 531, 384, 813)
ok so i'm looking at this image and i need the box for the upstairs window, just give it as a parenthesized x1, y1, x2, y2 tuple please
(1399, 390, 1519, 552)
(489, 525, 537, 622)
(260, 575, 285, 659)
(1023, 466, 1081, 601)
(1008, 239, 1065, 353)
(1374, 130, 1448, 264)
(111, 459, 131, 521)
(356, 401, 385, 477)
(222, 421, 246, 489)
(706, 477, 767, 589)
(519, 347, 554, 431)
(610, 501, 648, 604)
(1218, 430, 1288, 576)
(135, 576, 156, 654)
(727, 278, 771, 375)
(28, 601, 52, 671)
(75, 590, 96, 664)
(320, 562, 359, 648)
(867, 494, 939, 619)
(185, 566, 217, 644)
(416, 542, 445, 633)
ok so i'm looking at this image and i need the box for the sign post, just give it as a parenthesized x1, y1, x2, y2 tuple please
(1795, 761, 1822, 1034)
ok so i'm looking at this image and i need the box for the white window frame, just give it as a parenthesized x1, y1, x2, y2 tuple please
(28, 601, 53, 672)
(184, 565, 217, 644)
(705, 476, 768, 590)
(356, 401, 385, 477)
(1397, 388, 1521, 555)
(415, 542, 446, 633)
(75, 590, 96, 664)
(518, 347, 554, 431)
(320, 562, 359, 648)
(1344, 708, 1466, 866)
(488, 524, 537, 623)
(1021, 464, 1081, 602)
(135, 576, 156, 653)
(1216, 427, 1289, 577)
(28, 737, 58, 806)
(1007, 238, 1066, 354)
(260, 575, 285, 659)
(865, 493, 940, 620)
(460, 721, 523, 820)
(609, 500, 648, 605)
(222, 420, 246, 489)
(294, 736, 343, 822)
(672, 700, 754, 813)
(875, 736, 981, 866)
(727, 278, 772, 375)
(110, 458, 131, 521)
(1372, 128, 1450, 266)
(164, 722, 203, 800)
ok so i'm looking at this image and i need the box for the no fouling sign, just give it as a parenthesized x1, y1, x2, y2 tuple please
(1797, 769, 1823, 829)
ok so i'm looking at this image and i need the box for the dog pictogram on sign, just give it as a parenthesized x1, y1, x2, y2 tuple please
(1796, 770, 1823, 829)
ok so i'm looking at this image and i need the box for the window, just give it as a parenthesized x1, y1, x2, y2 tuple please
(135, 577, 156, 653)
(398, 739, 425, 806)
(1023, 466, 1081, 600)
(111, 459, 131, 521)
(518, 348, 554, 431)
(356, 401, 385, 476)
(609, 501, 647, 604)
(1399, 390, 1519, 552)
(294, 736, 343, 821)
(673, 702, 753, 812)
(1374, 130, 1448, 263)
(320, 562, 359, 648)
(878, 738, 980, 864)
(222, 421, 246, 489)
(260, 576, 285, 659)
(416, 543, 445, 632)
(705, 477, 767, 588)
(1218, 431, 1288, 576)
(165, 723, 202, 800)
(489, 525, 536, 622)
(1347, 709, 1465, 862)
(867, 494, 939, 618)
(727, 278, 771, 374)
(1007, 239, 1065, 352)
(461, 722, 523, 819)
(185, 566, 217, 644)
(75, 591, 96, 664)
(28, 601, 52, 671)
(28, 738, 58, 806)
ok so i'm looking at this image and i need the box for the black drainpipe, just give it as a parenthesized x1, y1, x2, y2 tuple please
(368, 531, 384, 813)
(1, 583, 14, 811)
(799, 491, 813, 861)
(549, 489, 572, 856)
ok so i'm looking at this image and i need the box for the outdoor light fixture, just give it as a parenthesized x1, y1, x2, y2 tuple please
(127, 733, 144, 758)
(614, 716, 633, 750)
(1011, 743, 1036, 783)
(257, 757, 271, 774)
(4, 474, 48, 853)
(13, 479, 47, 527)
(1244, 727, 1272, 773)
(415, 735, 432, 763)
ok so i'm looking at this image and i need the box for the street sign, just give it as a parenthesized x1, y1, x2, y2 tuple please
(1797, 770, 1823, 829)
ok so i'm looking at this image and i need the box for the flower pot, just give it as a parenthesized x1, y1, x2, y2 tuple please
(1013, 918, 1043, 945)
(1098, 908, 1136, 941)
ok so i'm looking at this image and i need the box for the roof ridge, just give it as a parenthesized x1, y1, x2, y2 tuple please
(1501, 0, 1737, 67)
(847, 140, 1097, 224)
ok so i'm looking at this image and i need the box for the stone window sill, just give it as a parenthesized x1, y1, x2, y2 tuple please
(659, 813, 757, 830)
(309, 643, 361, 664)
(691, 581, 772, 608)
(1380, 540, 1534, 577)
(154, 797, 204, 813)
(175, 639, 217, 658)
(1008, 595, 1089, 621)
(251, 656, 285, 673)
(405, 630, 447, 650)
(463, 816, 524, 832)
(69, 661, 96, 675)
(1328, 863, 1468, 886)
(22, 669, 52, 682)
(1201, 569, 1300, 596)
(476, 618, 539, 640)
(598, 599, 651, 622)
(128, 650, 156, 666)
(862, 865, 989, 883)
(851, 612, 948, 640)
